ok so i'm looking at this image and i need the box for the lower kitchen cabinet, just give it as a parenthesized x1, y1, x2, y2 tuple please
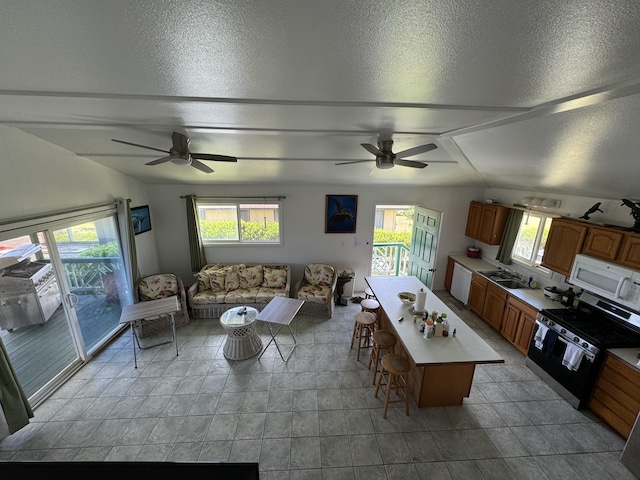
(445, 256, 455, 292)
(589, 353, 640, 439)
(501, 296, 537, 354)
(468, 273, 488, 317)
(482, 282, 507, 332)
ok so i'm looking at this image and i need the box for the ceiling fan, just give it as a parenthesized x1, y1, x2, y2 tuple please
(335, 139, 437, 175)
(111, 131, 237, 174)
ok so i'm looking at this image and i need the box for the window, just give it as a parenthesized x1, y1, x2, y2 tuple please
(196, 200, 282, 245)
(512, 211, 552, 265)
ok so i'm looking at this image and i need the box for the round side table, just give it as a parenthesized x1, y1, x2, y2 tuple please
(220, 306, 263, 360)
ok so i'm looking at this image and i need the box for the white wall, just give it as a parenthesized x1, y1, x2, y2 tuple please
(148, 184, 485, 292)
(0, 126, 160, 276)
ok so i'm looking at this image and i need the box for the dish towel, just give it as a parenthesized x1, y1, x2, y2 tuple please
(542, 329, 559, 357)
(562, 343, 585, 371)
(533, 322, 549, 350)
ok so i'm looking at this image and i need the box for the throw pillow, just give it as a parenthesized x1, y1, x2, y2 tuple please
(225, 265, 241, 292)
(238, 264, 264, 289)
(195, 264, 220, 292)
(139, 274, 179, 301)
(263, 266, 287, 289)
(304, 264, 334, 286)
(209, 268, 226, 293)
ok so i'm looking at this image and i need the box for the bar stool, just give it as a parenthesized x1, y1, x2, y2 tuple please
(365, 287, 375, 299)
(374, 353, 411, 418)
(350, 311, 377, 361)
(368, 330, 397, 385)
(360, 298, 380, 316)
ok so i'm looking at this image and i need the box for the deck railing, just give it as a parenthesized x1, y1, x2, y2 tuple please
(371, 242, 410, 276)
(61, 257, 123, 294)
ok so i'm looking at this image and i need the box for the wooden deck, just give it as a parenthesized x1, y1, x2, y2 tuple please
(0, 295, 122, 398)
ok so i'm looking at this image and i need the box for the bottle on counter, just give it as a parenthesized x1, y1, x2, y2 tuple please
(562, 287, 575, 307)
(424, 320, 434, 339)
(572, 289, 583, 308)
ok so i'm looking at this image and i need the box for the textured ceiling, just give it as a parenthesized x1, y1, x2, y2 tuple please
(1, 1, 640, 197)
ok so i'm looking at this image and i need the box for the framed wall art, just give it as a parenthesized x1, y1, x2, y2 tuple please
(325, 195, 358, 233)
(131, 205, 152, 235)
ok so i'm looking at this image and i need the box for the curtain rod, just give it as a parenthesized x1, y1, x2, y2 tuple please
(180, 195, 286, 200)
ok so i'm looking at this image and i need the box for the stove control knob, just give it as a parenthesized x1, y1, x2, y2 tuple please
(548, 321, 555, 327)
(573, 336, 579, 343)
(582, 342, 589, 349)
(560, 329, 566, 334)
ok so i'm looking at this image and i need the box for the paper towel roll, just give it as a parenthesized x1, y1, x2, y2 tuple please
(415, 288, 427, 313)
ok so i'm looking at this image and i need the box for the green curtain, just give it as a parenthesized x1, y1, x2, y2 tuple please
(496, 208, 524, 264)
(0, 337, 33, 435)
(126, 199, 141, 288)
(186, 195, 206, 271)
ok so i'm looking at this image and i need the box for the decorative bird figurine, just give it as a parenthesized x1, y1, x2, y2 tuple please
(579, 202, 603, 220)
(621, 199, 640, 232)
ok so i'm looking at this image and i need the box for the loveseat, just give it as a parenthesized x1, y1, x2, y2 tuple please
(187, 263, 291, 319)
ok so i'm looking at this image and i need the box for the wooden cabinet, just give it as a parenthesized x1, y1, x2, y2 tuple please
(582, 226, 624, 261)
(482, 282, 507, 331)
(501, 296, 537, 354)
(617, 232, 640, 269)
(445, 257, 455, 292)
(541, 218, 588, 276)
(465, 201, 510, 245)
(589, 353, 640, 439)
(468, 273, 488, 317)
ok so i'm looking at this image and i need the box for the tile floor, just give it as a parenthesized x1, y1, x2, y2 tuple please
(0, 290, 637, 480)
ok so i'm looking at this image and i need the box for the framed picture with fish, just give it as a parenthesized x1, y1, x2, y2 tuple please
(131, 205, 152, 235)
(325, 195, 358, 233)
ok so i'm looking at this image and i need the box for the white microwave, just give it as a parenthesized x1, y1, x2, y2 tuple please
(570, 254, 640, 311)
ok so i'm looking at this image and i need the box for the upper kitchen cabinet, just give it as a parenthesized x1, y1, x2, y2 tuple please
(616, 232, 640, 270)
(465, 201, 510, 245)
(582, 225, 625, 262)
(541, 218, 588, 276)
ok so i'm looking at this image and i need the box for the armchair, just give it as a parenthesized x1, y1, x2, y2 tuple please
(294, 264, 337, 318)
(133, 273, 189, 337)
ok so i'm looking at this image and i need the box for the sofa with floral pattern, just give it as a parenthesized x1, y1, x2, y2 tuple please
(294, 263, 337, 318)
(187, 263, 291, 319)
(134, 273, 190, 337)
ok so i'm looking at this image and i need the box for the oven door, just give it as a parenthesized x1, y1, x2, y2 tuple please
(525, 322, 600, 408)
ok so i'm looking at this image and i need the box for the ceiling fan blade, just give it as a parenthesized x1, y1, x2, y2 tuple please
(172, 132, 190, 153)
(191, 160, 214, 173)
(361, 143, 385, 157)
(395, 143, 437, 159)
(192, 153, 238, 162)
(369, 165, 380, 176)
(395, 159, 429, 169)
(145, 156, 172, 165)
(112, 138, 169, 154)
(335, 159, 374, 166)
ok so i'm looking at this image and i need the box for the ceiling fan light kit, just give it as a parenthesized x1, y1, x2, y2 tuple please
(111, 132, 238, 174)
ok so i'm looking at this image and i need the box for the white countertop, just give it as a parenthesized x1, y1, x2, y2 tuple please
(365, 276, 504, 366)
(448, 254, 559, 312)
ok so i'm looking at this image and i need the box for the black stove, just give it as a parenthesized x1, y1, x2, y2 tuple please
(541, 303, 640, 349)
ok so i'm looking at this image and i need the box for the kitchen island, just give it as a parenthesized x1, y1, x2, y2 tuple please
(366, 275, 504, 407)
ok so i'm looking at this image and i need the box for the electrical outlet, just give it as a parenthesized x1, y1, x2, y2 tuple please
(551, 271, 566, 283)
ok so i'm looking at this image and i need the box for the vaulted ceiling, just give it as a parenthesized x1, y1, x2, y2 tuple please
(2, 1, 640, 198)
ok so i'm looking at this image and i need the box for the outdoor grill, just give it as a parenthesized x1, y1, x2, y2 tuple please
(0, 244, 62, 332)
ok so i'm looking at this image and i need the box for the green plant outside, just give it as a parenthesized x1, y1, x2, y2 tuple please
(200, 220, 280, 241)
(79, 242, 120, 257)
(374, 228, 412, 248)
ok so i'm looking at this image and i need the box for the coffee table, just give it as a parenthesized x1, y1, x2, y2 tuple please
(257, 297, 304, 361)
(219, 305, 263, 360)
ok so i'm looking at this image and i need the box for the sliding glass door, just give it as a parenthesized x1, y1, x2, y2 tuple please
(51, 216, 127, 354)
(0, 207, 130, 404)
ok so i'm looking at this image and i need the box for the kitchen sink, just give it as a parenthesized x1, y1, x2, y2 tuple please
(494, 278, 529, 289)
(479, 270, 514, 281)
